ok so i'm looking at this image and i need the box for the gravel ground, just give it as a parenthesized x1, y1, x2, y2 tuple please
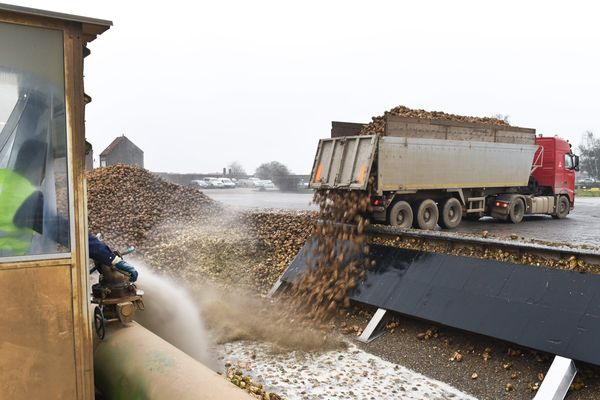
(342, 307, 600, 400)
(216, 340, 476, 400)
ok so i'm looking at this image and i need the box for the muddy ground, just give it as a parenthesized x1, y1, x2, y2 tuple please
(178, 276, 600, 400)
(88, 167, 600, 399)
(344, 307, 600, 400)
(131, 210, 600, 399)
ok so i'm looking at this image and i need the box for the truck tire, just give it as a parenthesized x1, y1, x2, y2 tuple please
(415, 199, 439, 230)
(388, 201, 413, 228)
(553, 196, 570, 219)
(509, 198, 525, 224)
(439, 198, 462, 229)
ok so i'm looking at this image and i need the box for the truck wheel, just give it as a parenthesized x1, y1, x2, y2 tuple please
(388, 201, 413, 228)
(439, 198, 462, 229)
(415, 199, 439, 230)
(553, 196, 570, 219)
(509, 198, 525, 224)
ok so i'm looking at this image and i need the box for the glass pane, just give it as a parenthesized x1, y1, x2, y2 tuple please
(0, 22, 70, 258)
(564, 154, 573, 169)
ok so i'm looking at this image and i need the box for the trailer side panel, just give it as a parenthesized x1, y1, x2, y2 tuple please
(384, 115, 536, 144)
(378, 137, 538, 192)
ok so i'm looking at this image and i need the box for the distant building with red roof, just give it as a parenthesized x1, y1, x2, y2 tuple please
(99, 135, 143, 168)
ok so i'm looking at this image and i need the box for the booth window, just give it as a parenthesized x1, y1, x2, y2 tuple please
(0, 22, 70, 259)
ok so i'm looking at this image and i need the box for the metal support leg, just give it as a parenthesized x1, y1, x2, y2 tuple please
(533, 356, 577, 400)
(357, 308, 389, 343)
(267, 278, 285, 298)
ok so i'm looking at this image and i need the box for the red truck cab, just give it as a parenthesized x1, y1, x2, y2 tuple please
(531, 136, 579, 206)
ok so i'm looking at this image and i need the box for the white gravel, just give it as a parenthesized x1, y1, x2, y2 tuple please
(216, 340, 477, 400)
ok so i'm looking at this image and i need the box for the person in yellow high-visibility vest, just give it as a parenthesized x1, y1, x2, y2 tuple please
(0, 138, 46, 257)
(0, 167, 38, 256)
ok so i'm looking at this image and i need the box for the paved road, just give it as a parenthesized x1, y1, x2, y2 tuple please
(202, 187, 317, 211)
(451, 197, 600, 247)
(203, 188, 600, 247)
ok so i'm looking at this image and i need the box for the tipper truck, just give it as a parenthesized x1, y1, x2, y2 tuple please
(309, 115, 579, 230)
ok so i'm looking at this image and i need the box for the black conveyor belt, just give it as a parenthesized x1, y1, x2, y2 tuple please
(280, 239, 600, 366)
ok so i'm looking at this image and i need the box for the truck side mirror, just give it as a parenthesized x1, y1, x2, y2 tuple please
(573, 155, 580, 172)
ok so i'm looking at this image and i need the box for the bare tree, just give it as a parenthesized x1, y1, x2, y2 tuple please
(254, 161, 300, 189)
(228, 161, 246, 176)
(255, 161, 290, 180)
(579, 131, 600, 181)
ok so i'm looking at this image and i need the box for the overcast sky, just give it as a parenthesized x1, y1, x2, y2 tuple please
(15, 1, 600, 174)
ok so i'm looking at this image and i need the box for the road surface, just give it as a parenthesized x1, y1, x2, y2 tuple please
(202, 188, 600, 247)
(202, 187, 317, 210)
(451, 197, 600, 247)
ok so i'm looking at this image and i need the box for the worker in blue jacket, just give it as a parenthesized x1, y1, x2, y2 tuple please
(88, 233, 138, 281)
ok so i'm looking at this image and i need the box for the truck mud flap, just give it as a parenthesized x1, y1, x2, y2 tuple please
(277, 238, 600, 366)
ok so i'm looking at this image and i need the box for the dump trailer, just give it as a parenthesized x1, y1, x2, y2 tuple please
(310, 116, 579, 229)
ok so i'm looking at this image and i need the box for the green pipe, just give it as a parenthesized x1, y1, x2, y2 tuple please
(94, 322, 251, 400)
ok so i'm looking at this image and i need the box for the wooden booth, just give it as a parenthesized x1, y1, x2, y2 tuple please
(0, 4, 111, 399)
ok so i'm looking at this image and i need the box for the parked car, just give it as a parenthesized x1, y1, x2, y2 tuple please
(256, 179, 275, 189)
(578, 177, 597, 185)
(297, 179, 309, 190)
(247, 177, 261, 187)
(218, 177, 236, 188)
(203, 177, 224, 188)
(190, 179, 209, 189)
